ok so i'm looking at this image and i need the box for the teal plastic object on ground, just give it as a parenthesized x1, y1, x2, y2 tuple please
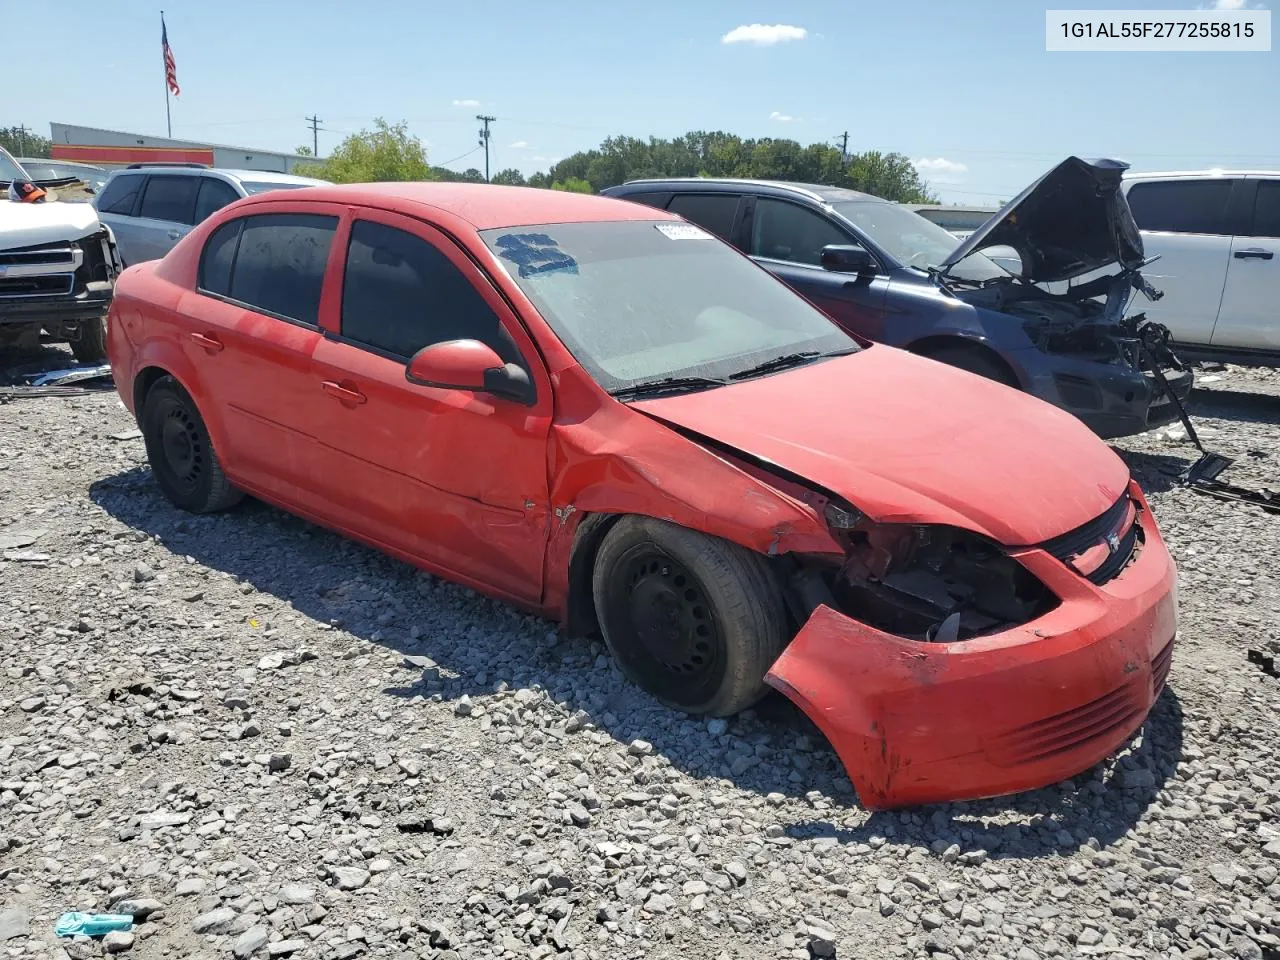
(53, 913, 134, 938)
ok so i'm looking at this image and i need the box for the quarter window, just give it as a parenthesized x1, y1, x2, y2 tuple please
(226, 214, 337, 325)
(138, 175, 199, 225)
(340, 220, 518, 362)
(198, 219, 242, 296)
(1126, 179, 1235, 236)
(750, 198, 851, 265)
(96, 175, 143, 216)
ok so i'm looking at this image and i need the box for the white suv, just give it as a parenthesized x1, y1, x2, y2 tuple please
(1122, 171, 1279, 365)
(94, 164, 328, 267)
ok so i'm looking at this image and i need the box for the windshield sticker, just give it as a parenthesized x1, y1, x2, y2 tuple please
(655, 223, 713, 241)
(493, 233, 579, 278)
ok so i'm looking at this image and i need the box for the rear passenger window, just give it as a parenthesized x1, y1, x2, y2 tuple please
(1247, 180, 1280, 238)
(138, 176, 199, 224)
(341, 220, 518, 362)
(666, 194, 740, 241)
(198, 220, 243, 296)
(194, 178, 242, 224)
(97, 175, 142, 216)
(1127, 180, 1235, 236)
(229, 214, 337, 325)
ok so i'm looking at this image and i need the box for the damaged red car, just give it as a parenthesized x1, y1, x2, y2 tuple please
(106, 183, 1177, 809)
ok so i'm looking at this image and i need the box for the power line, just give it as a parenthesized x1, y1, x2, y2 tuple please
(438, 145, 481, 168)
(476, 115, 496, 183)
(305, 114, 323, 157)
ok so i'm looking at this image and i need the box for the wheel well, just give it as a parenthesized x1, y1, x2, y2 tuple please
(132, 366, 170, 422)
(565, 512, 622, 640)
(906, 335, 1021, 388)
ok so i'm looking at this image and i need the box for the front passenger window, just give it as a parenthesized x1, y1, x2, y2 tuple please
(340, 220, 519, 362)
(750, 198, 852, 266)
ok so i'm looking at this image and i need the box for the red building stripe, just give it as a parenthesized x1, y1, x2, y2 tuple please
(51, 144, 215, 165)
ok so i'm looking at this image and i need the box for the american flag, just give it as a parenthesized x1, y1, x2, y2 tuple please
(162, 15, 180, 96)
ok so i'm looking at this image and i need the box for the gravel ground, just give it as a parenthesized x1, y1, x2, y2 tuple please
(2, 355, 1279, 960)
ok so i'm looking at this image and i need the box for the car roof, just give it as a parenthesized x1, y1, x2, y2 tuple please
(1124, 169, 1280, 180)
(108, 166, 325, 186)
(609, 177, 883, 204)
(241, 182, 682, 230)
(20, 158, 106, 171)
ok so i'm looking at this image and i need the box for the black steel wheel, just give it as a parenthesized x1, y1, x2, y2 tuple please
(592, 516, 788, 716)
(141, 375, 242, 513)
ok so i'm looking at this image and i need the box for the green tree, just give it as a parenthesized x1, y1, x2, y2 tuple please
(298, 119, 432, 183)
(534, 130, 936, 202)
(491, 168, 526, 186)
(0, 126, 52, 158)
(550, 177, 592, 194)
(295, 145, 313, 157)
(527, 172, 551, 189)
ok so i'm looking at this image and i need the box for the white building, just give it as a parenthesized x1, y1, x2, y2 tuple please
(49, 123, 315, 174)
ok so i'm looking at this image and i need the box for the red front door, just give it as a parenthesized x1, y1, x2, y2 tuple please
(307, 208, 553, 605)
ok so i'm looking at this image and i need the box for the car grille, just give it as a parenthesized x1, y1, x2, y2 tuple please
(986, 682, 1145, 767)
(1151, 639, 1173, 698)
(1037, 492, 1142, 586)
(0, 242, 83, 299)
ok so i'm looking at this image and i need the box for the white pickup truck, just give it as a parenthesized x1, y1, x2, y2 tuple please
(1122, 171, 1279, 366)
(0, 145, 121, 362)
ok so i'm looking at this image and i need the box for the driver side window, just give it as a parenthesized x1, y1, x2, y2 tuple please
(340, 220, 521, 363)
(750, 198, 852, 266)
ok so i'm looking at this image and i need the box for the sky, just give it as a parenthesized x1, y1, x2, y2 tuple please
(3, 0, 1275, 203)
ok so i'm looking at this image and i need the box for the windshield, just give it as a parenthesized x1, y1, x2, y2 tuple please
(480, 220, 856, 394)
(832, 200, 1007, 282)
(0, 148, 28, 183)
(240, 180, 314, 195)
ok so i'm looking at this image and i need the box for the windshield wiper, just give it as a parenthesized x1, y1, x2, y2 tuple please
(727, 350, 852, 381)
(610, 375, 729, 400)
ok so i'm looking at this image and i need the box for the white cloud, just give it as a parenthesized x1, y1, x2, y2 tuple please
(1198, 0, 1265, 8)
(532, 156, 561, 164)
(769, 111, 799, 122)
(913, 157, 969, 184)
(509, 140, 531, 149)
(721, 23, 807, 45)
(451, 98, 481, 107)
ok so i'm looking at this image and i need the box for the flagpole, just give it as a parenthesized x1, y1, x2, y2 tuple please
(162, 10, 172, 138)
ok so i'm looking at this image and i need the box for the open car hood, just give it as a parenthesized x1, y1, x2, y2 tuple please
(0, 199, 104, 250)
(632, 347, 1130, 547)
(939, 157, 1145, 284)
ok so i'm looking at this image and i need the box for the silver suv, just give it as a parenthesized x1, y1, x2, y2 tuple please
(94, 164, 329, 266)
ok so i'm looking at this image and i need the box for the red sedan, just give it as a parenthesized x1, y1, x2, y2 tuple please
(106, 183, 1176, 809)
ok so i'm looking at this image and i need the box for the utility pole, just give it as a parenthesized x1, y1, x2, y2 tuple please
(837, 131, 849, 168)
(305, 115, 322, 157)
(476, 115, 496, 182)
(15, 123, 28, 156)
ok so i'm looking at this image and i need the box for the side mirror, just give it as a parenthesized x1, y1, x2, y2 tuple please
(405, 339, 534, 404)
(820, 244, 877, 276)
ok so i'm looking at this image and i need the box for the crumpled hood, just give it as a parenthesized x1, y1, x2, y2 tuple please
(0, 199, 105, 250)
(632, 347, 1130, 546)
(940, 156, 1145, 284)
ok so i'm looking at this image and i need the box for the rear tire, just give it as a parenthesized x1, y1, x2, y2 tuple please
(70, 316, 108, 364)
(141, 376, 242, 514)
(919, 344, 1018, 387)
(591, 516, 789, 717)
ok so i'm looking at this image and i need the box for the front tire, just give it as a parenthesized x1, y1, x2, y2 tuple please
(592, 516, 789, 716)
(141, 376, 242, 514)
(70, 316, 108, 364)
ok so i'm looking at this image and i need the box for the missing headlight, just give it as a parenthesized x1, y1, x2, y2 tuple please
(798, 521, 1059, 642)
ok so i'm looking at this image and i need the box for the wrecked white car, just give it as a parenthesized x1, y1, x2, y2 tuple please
(1, 146, 121, 362)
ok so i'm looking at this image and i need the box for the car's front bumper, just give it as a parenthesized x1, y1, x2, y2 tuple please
(765, 483, 1176, 810)
(1013, 346, 1195, 440)
(0, 283, 114, 326)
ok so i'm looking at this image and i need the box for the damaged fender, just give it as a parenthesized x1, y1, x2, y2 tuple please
(766, 503, 1177, 809)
